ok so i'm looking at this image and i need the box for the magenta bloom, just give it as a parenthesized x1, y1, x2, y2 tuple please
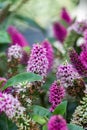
(53, 22, 67, 42)
(56, 64, 80, 88)
(27, 44, 49, 77)
(80, 51, 87, 68)
(7, 26, 29, 47)
(48, 115, 68, 130)
(69, 48, 87, 77)
(0, 92, 25, 119)
(60, 7, 72, 24)
(42, 40, 54, 72)
(49, 81, 65, 112)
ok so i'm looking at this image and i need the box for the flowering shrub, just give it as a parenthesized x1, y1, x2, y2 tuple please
(0, 6, 87, 130)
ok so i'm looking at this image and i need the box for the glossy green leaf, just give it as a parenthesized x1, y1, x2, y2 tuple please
(53, 101, 67, 115)
(0, 31, 11, 43)
(0, 113, 17, 130)
(33, 105, 51, 118)
(33, 115, 46, 125)
(2, 72, 42, 90)
(64, 31, 80, 50)
(68, 124, 84, 130)
(42, 72, 56, 91)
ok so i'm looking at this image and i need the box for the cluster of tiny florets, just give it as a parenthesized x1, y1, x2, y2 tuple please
(56, 63, 80, 88)
(69, 48, 87, 77)
(0, 92, 25, 119)
(27, 44, 49, 77)
(49, 81, 65, 112)
(48, 115, 68, 130)
(7, 44, 23, 61)
(71, 94, 87, 128)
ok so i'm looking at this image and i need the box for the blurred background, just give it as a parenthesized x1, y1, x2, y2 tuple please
(1, 0, 87, 45)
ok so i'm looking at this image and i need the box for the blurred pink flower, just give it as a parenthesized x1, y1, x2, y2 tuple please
(53, 22, 67, 42)
(60, 7, 72, 24)
(7, 26, 29, 47)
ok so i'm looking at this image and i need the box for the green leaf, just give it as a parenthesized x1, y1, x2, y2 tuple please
(42, 125, 48, 130)
(32, 115, 46, 125)
(68, 124, 84, 130)
(64, 31, 79, 49)
(33, 105, 51, 118)
(42, 72, 56, 91)
(0, 113, 17, 130)
(53, 101, 67, 115)
(0, 31, 11, 43)
(2, 72, 42, 90)
(16, 15, 46, 33)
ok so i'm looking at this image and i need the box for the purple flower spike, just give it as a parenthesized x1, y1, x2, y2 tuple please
(49, 81, 65, 112)
(69, 48, 87, 77)
(56, 63, 80, 88)
(80, 51, 87, 68)
(42, 40, 54, 72)
(27, 44, 49, 77)
(7, 26, 29, 47)
(60, 7, 72, 24)
(48, 115, 68, 130)
(53, 22, 67, 42)
(0, 92, 25, 118)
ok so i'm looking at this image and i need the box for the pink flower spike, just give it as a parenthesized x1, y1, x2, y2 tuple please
(7, 25, 29, 47)
(49, 81, 65, 112)
(48, 115, 68, 130)
(42, 40, 54, 72)
(53, 22, 67, 42)
(0, 92, 25, 118)
(69, 48, 87, 77)
(27, 44, 49, 77)
(56, 63, 80, 88)
(60, 7, 72, 24)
